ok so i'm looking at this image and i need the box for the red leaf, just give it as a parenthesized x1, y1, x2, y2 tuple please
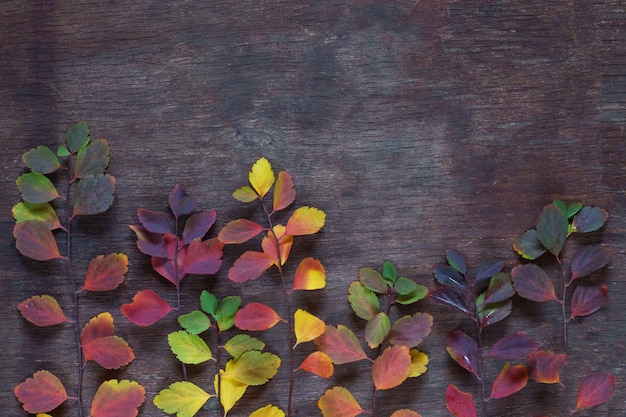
(575, 373, 614, 410)
(218, 219, 265, 244)
(489, 363, 528, 399)
(168, 184, 199, 218)
(121, 290, 174, 326)
(487, 332, 538, 360)
(90, 379, 146, 417)
(511, 264, 558, 302)
(228, 251, 275, 283)
(314, 325, 367, 364)
(372, 345, 411, 390)
(527, 350, 567, 384)
(183, 238, 223, 275)
(13, 220, 63, 261)
(445, 384, 477, 417)
(446, 330, 479, 378)
(182, 210, 217, 244)
(570, 246, 611, 283)
(18, 295, 67, 326)
(151, 234, 186, 284)
(570, 284, 608, 319)
(137, 208, 171, 234)
(83, 253, 128, 291)
(81, 311, 114, 344)
(14, 370, 69, 413)
(129, 225, 168, 258)
(234, 302, 282, 331)
(261, 227, 292, 265)
(273, 170, 296, 212)
(387, 313, 433, 348)
(317, 386, 364, 417)
(81, 312, 135, 369)
(299, 351, 334, 378)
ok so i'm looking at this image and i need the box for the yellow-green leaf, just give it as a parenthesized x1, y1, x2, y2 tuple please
(12, 202, 62, 230)
(248, 158, 275, 198)
(223, 350, 280, 386)
(215, 373, 247, 416)
(223, 334, 265, 358)
(294, 309, 326, 347)
(249, 404, 286, 417)
(285, 206, 326, 236)
(408, 349, 429, 377)
(365, 312, 390, 349)
(168, 331, 212, 364)
(233, 186, 258, 202)
(154, 381, 211, 417)
(292, 257, 326, 290)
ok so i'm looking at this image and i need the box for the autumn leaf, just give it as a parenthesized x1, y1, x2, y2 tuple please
(151, 234, 187, 284)
(284, 206, 326, 236)
(90, 379, 145, 417)
(74, 138, 110, 178)
(223, 350, 281, 386)
(137, 208, 171, 234)
(428, 286, 471, 316)
(22, 145, 61, 174)
(168, 184, 199, 218)
(511, 264, 559, 302)
(318, 386, 365, 417)
(216, 373, 247, 416)
(14, 370, 69, 414)
(569, 245, 611, 283)
(18, 295, 67, 326)
(294, 308, 326, 346)
(168, 330, 213, 364)
(536, 204, 568, 257)
(72, 174, 116, 216)
(387, 313, 433, 348)
(365, 312, 390, 349)
(224, 334, 265, 358)
(446, 249, 467, 274)
(570, 284, 608, 319)
(390, 410, 422, 417)
(408, 349, 428, 377)
(292, 257, 326, 290)
(513, 229, 547, 260)
(489, 363, 528, 399)
(527, 350, 567, 384)
(299, 351, 334, 378)
(433, 264, 465, 289)
(261, 226, 292, 266)
(348, 281, 380, 321)
(372, 345, 412, 390)
(182, 210, 217, 244)
(575, 373, 614, 410)
(314, 325, 367, 364)
(445, 384, 477, 417)
(233, 185, 258, 202)
(154, 381, 211, 417)
(572, 206, 608, 233)
(272, 170, 296, 212)
(234, 302, 283, 331)
(183, 238, 223, 275)
(16, 172, 60, 203)
(121, 289, 173, 326)
(65, 120, 90, 152)
(228, 251, 275, 283)
(487, 332, 538, 360)
(129, 224, 168, 258)
(83, 253, 128, 291)
(81, 312, 135, 369)
(250, 404, 286, 417)
(358, 267, 387, 293)
(14, 220, 63, 261)
(446, 330, 479, 378)
(248, 157, 275, 198)
(218, 219, 265, 244)
(13, 202, 63, 230)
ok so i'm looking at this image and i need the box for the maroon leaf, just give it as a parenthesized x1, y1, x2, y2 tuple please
(81, 313, 134, 369)
(228, 251, 275, 283)
(14, 370, 69, 413)
(433, 264, 465, 289)
(182, 210, 217, 244)
(218, 219, 265, 244)
(575, 373, 614, 410)
(489, 363, 528, 399)
(72, 174, 116, 216)
(536, 204, 568, 257)
(487, 333, 538, 360)
(18, 295, 67, 326)
(137, 208, 171, 234)
(527, 350, 567, 384)
(570, 246, 611, 283)
(446, 330, 479, 378)
(168, 184, 199, 218)
(511, 264, 558, 302)
(129, 225, 168, 258)
(428, 286, 471, 316)
(234, 302, 282, 331)
(482, 273, 515, 305)
(572, 206, 608, 233)
(121, 290, 174, 326)
(183, 238, 223, 275)
(151, 234, 186, 284)
(479, 299, 512, 328)
(13, 220, 63, 261)
(83, 253, 128, 292)
(445, 384, 477, 417)
(387, 313, 433, 348)
(570, 284, 608, 319)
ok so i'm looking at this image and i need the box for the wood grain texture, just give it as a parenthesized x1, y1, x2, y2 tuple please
(1, 1, 624, 416)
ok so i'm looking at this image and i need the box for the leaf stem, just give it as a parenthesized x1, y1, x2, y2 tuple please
(470, 280, 487, 417)
(215, 326, 224, 417)
(560, 259, 571, 415)
(174, 215, 188, 381)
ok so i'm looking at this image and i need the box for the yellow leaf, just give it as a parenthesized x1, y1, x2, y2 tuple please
(285, 206, 326, 236)
(154, 381, 211, 417)
(408, 349, 429, 377)
(292, 258, 326, 290)
(294, 309, 326, 347)
(248, 158, 275, 198)
(215, 373, 247, 416)
(249, 404, 286, 417)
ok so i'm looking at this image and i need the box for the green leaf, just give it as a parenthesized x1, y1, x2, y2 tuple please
(57, 145, 70, 157)
(382, 261, 398, 284)
(16, 172, 60, 203)
(66, 121, 90, 152)
(358, 267, 387, 293)
(396, 284, 428, 305)
(365, 312, 390, 349)
(513, 229, 546, 260)
(348, 281, 379, 320)
(154, 381, 211, 417)
(74, 138, 110, 178)
(567, 202, 583, 219)
(178, 311, 211, 335)
(223, 334, 265, 358)
(72, 174, 116, 216)
(394, 277, 417, 295)
(12, 202, 62, 230)
(536, 205, 568, 257)
(216, 296, 241, 331)
(168, 330, 212, 364)
(22, 146, 61, 174)
(200, 290, 218, 315)
(223, 350, 281, 386)
(553, 199, 567, 217)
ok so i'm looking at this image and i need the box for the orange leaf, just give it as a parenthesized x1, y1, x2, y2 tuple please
(314, 325, 367, 364)
(285, 206, 326, 236)
(81, 313, 135, 369)
(273, 171, 296, 212)
(292, 258, 326, 290)
(218, 219, 264, 244)
(390, 410, 422, 417)
(318, 386, 365, 417)
(121, 289, 174, 326)
(234, 302, 282, 331)
(18, 295, 67, 326)
(14, 370, 69, 414)
(228, 251, 275, 283)
(372, 345, 411, 390)
(489, 363, 528, 399)
(527, 350, 567, 384)
(81, 312, 114, 345)
(261, 226, 292, 266)
(84, 253, 128, 291)
(299, 351, 334, 378)
(90, 379, 146, 417)
(294, 309, 326, 346)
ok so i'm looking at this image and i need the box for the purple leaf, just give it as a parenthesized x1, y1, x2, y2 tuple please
(482, 273, 515, 305)
(475, 259, 504, 282)
(428, 286, 471, 316)
(480, 299, 512, 328)
(570, 246, 611, 283)
(446, 250, 467, 274)
(511, 264, 558, 303)
(152, 234, 186, 284)
(182, 210, 216, 244)
(570, 285, 608, 319)
(536, 204, 568, 257)
(434, 265, 465, 289)
(447, 330, 479, 379)
(137, 208, 171, 234)
(129, 225, 168, 258)
(387, 313, 433, 348)
(183, 238, 223, 275)
(572, 206, 608, 233)
(168, 184, 199, 218)
(487, 333, 538, 360)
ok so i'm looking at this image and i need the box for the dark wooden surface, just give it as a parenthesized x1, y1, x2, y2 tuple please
(1, 1, 625, 416)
